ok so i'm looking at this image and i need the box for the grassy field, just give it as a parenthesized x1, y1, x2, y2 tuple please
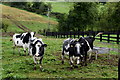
(1, 3, 119, 79)
(2, 37, 118, 79)
(50, 2, 74, 14)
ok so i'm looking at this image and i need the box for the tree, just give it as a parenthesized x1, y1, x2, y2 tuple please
(58, 2, 97, 32)
(110, 2, 120, 31)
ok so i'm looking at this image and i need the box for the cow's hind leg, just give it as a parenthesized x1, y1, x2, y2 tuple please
(88, 52, 92, 60)
(39, 56, 43, 71)
(12, 42, 16, 54)
(33, 56, 37, 70)
(84, 52, 87, 66)
(61, 50, 64, 64)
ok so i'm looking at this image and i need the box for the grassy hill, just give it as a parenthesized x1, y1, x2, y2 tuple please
(1, 4, 58, 33)
(50, 2, 74, 14)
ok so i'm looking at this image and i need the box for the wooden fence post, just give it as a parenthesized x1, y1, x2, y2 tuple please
(70, 32, 72, 38)
(108, 33, 110, 43)
(100, 34, 102, 42)
(61, 32, 62, 38)
(56, 32, 57, 38)
(67, 32, 68, 38)
(64, 32, 65, 38)
(58, 32, 59, 38)
(117, 33, 119, 44)
(74, 32, 76, 38)
(82, 32, 84, 37)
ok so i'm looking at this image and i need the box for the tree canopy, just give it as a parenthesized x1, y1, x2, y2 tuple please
(58, 2, 120, 32)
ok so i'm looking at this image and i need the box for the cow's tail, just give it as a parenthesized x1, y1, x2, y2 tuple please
(95, 32, 103, 37)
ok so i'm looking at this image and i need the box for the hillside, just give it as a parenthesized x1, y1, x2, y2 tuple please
(1, 4, 58, 33)
(50, 2, 74, 14)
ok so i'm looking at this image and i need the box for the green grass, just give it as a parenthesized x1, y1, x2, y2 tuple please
(50, 2, 74, 14)
(2, 37, 118, 78)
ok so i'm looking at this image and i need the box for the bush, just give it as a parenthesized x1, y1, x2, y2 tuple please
(2, 23, 9, 32)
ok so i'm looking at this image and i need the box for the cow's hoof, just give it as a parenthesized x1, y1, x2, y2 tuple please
(74, 66, 78, 68)
(85, 64, 87, 66)
(40, 68, 43, 71)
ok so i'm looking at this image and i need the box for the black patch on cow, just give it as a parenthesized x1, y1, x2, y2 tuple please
(20, 35, 24, 40)
(23, 32, 31, 44)
(84, 36, 95, 49)
(32, 45, 36, 55)
(17, 41, 19, 44)
(78, 37, 89, 51)
(16, 34, 22, 38)
(69, 41, 81, 57)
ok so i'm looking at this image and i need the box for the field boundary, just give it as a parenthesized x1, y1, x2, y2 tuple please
(46, 31, 120, 44)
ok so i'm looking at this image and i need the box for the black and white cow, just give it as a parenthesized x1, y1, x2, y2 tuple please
(29, 38, 47, 70)
(78, 32, 102, 66)
(62, 38, 82, 67)
(12, 32, 36, 55)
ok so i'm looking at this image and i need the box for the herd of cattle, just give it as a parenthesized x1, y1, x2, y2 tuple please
(11, 32, 102, 70)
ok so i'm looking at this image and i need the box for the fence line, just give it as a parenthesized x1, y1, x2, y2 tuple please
(46, 31, 120, 44)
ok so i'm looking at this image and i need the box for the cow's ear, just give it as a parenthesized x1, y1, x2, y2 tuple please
(34, 32, 36, 36)
(78, 37, 82, 42)
(43, 44, 47, 47)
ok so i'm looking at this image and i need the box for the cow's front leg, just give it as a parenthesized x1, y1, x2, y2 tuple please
(39, 56, 43, 71)
(88, 52, 92, 60)
(28, 43, 31, 55)
(33, 56, 37, 70)
(69, 56, 74, 67)
(77, 57, 80, 65)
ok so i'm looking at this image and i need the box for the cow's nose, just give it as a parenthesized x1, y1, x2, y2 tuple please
(35, 54, 39, 57)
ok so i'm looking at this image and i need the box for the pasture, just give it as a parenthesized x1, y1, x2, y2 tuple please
(2, 36, 118, 78)
(50, 2, 74, 14)
(1, 4, 119, 79)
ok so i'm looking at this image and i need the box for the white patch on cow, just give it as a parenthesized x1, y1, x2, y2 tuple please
(70, 56, 74, 64)
(77, 57, 80, 64)
(65, 44, 70, 50)
(75, 43, 81, 54)
(84, 39, 92, 52)
(35, 42, 42, 57)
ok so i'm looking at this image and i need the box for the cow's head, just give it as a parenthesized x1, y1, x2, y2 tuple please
(32, 39, 47, 57)
(69, 40, 82, 56)
(30, 32, 36, 40)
